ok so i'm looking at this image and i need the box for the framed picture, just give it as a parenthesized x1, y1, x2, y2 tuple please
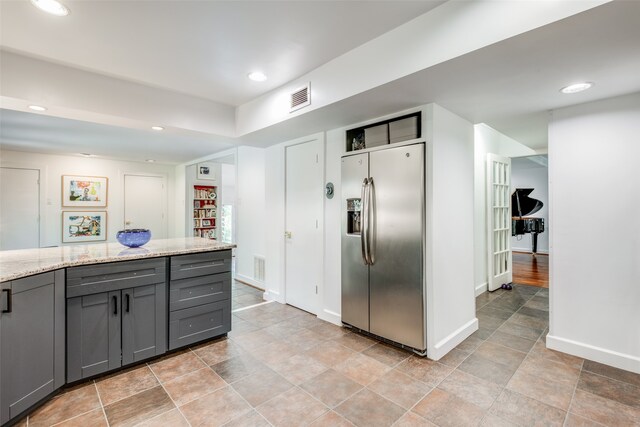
(62, 211, 107, 243)
(196, 163, 216, 181)
(62, 175, 108, 207)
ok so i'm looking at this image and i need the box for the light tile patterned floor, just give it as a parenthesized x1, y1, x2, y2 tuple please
(17, 283, 640, 427)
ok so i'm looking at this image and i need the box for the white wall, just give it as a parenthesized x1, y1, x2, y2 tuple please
(547, 92, 640, 374)
(235, 146, 266, 288)
(511, 162, 549, 253)
(473, 124, 536, 295)
(425, 104, 476, 359)
(0, 150, 177, 248)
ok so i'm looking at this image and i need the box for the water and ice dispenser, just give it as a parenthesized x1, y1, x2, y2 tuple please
(346, 198, 362, 235)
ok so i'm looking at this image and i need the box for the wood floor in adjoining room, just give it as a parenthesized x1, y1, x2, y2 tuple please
(512, 251, 549, 288)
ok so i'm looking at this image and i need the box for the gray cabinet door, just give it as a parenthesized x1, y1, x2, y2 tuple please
(1, 271, 65, 425)
(67, 291, 122, 382)
(122, 283, 167, 366)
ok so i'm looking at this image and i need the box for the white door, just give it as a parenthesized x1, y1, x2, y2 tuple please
(0, 168, 40, 250)
(285, 139, 323, 314)
(487, 154, 513, 291)
(124, 174, 167, 239)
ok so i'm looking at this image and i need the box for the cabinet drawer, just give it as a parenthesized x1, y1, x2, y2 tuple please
(170, 250, 231, 280)
(168, 300, 230, 350)
(170, 272, 231, 311)
(67, 258, 166, 298)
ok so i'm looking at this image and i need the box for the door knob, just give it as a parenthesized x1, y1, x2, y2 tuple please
(285, 231, 292, 239)
(125, 220, 132, 226)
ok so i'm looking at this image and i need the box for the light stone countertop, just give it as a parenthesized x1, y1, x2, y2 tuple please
(0, 237, 235, 282)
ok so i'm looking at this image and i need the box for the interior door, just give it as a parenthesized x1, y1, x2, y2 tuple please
(369, 143, 425, 350)
(285, 139, 323, 314)
(124, 174, 166, 238)
(0, 167, 40, 250)
(487, 154, 513, 291)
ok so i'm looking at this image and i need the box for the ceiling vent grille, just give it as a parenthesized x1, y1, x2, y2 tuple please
(290, 83, 311, 112)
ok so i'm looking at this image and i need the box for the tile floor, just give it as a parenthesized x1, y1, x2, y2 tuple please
(16, 283, 640, 427)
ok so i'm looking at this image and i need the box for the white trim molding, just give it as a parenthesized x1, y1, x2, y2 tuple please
(262, 288, 285, 304)
(235, 274, 265, 290)
(318, 309, 341, 326)
(547, 334, 640, 375)
(475, 282, 488, 297)
(429, 317, 478, 361)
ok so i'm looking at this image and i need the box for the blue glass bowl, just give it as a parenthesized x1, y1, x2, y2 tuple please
(116, 229, 151, 248)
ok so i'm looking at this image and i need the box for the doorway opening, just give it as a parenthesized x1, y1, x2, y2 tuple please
(510, 155, 549, 288)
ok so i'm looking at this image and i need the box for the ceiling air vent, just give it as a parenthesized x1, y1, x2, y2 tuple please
(290, 83, 311, 112)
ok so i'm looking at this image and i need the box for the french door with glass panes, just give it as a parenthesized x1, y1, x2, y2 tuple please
(487, 154, 512, 291)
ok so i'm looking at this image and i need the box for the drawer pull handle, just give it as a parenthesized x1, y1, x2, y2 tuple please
(125, 294, 131, 313)
(1, 289, 12, 314)
(113, 295, 118, 315)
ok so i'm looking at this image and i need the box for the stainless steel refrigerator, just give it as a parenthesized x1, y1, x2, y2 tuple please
(341, 142, 426, 353)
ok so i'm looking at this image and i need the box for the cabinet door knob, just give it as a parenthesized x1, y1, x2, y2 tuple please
(285, 231, 292, 239)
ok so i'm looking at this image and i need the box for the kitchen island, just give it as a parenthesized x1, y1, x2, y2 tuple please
(0, 236, 235, 282)
(0, 237, 235, 426)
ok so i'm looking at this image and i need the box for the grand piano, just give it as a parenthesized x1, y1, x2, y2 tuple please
(512, 188, 545, 253)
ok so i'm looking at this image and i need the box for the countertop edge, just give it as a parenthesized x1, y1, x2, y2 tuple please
(1, 240, 236, 283)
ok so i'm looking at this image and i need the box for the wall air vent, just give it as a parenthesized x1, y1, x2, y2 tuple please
(254, 255, 265, 283)
(289, 83, 311, 112)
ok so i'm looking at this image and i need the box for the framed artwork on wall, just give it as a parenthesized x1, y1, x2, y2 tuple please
(196, 163, 216, 181)
(62, 175, 108, 207)
(62, 211, 107, 243)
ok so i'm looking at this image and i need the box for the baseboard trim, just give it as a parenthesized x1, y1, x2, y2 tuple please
(234, 274, 265, 290)
(475, 282, 488, 297)
(512, 248, 549, 255)
(429, 317, 479, 360)
(318, 309, 341, 326)
(546, 334, 640, 374)
(262, 288, 285, 304)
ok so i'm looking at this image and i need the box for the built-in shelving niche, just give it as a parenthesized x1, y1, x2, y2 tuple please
(345, 112, 421, 152)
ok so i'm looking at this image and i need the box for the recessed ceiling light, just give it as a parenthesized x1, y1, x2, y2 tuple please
(145, 159, 156, 163)
(30, 0, 70, 16)
(28, 105, 47, 112)
(248, 71, 267, 82)
(79, 153, 95, 158)
(560, 82, 593, 94)
(151, 126, 164, 131)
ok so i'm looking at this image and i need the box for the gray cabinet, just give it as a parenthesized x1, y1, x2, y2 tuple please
(122, 284, 166, 365)
(66, 291, 121, 382)
(66, 259, 167, 382)
(168, 251, 231, 350)
(0, 270, 65, 425)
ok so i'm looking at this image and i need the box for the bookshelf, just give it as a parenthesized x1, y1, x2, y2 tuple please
(193, 185, 218, 239)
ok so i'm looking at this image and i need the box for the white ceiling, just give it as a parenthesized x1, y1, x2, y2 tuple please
(0, 0, 443, 106)
(1, 0, 639, 160)
(0, 108, 235, 164)
(237, 0, 640, 149)
(511, 155, 548, 171)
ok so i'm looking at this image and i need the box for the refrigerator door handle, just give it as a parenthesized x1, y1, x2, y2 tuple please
(368, 177, 376, 265)
(361, 178, 370, 265)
